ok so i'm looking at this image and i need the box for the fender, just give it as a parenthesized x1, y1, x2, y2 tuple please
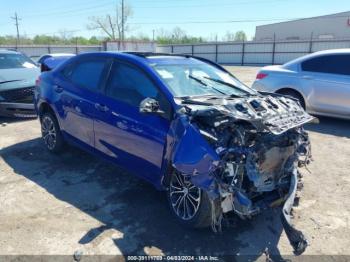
(169, 114, 220, 196)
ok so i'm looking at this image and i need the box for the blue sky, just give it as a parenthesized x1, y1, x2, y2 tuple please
(0, 0, 349, 40)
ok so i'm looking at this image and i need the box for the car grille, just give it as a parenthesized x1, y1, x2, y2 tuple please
(0, 86, 35, 103)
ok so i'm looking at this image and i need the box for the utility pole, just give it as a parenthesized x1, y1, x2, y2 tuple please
(11, 12, 21, 48)
(152, 29, 155, 42)
(121, 0, 124, 42)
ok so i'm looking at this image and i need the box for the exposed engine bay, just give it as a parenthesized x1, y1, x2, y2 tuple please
(170, 93, 313, 255)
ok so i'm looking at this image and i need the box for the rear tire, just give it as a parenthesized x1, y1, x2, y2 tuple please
(277, 89, 305, 109)
(40, 112, 64, 153)
(167, 171, 215, 228)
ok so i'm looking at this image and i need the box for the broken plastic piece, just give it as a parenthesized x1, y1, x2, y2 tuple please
(281, 170, 308, 255)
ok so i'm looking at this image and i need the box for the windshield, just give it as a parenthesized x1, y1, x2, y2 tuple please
(152, 62, 255, 97)
(0, 53, 37, 70)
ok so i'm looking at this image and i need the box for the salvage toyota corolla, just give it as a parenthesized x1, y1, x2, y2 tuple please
(34, 52, 313, 255)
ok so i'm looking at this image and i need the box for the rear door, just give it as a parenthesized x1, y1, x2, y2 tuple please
(301, 54, 350, 116)
(93, 59, 172, 183)
(54, 56, 111, 148)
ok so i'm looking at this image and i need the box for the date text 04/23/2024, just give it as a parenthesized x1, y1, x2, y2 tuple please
(126, 256, 219, 261)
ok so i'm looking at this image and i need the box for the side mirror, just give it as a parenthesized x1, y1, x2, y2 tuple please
(139, 97, 165, 115)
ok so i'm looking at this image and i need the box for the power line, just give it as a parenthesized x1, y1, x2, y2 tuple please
(127, 15, 350, 25)
(23, 1, 115, 18)
(130, 0, 287, 9)
(12, 15, 350, 38)
(11, 0, 284, 19)
(129, 18, 290, 25)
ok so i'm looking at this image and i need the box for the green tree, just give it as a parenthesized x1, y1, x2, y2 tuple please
(222, 31, 235, 41)
(155, 27, 204, 45)
(88, 36, 100, 45)
(234, 31, 247, 41)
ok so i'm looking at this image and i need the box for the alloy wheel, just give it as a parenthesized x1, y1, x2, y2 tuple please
(41, 116, 57, 150)
(169, 172, 201, 220)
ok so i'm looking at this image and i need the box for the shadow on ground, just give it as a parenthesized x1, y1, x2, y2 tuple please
(1, 140, 291, 261)
(305, 116, 350, 138)
(7, 113, 350, 259)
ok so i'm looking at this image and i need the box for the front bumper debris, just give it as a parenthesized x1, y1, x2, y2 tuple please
(281, 169, 308, 255)
(167, 94, 313, 256)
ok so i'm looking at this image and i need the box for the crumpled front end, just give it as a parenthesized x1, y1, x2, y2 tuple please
(169, 95, 313, 255)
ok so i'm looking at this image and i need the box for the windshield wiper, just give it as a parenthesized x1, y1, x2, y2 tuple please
(203, 76, 252, 95)
(188, 74, 227, 95)
(188, 74, 207, 86)
(181, 98, 213, 106)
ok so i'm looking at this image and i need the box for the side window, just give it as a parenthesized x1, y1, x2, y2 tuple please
(105, 62, 160, 107)
(62, 58, 107, 90)
(301, 55, 350, 76)
(61, 62, 75, 78)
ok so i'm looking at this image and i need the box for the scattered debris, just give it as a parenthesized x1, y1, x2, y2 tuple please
(263, 247, 273, 262)
(73, 250, 83, 261)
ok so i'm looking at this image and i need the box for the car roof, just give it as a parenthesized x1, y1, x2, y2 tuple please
(43, 53, 75, 57)
(76, 51, 205, 66)
(0, 49, 21, 54)
(56, 51, 233, 76)
(145, 55, 204, 65)
(284, 48, 350, 67)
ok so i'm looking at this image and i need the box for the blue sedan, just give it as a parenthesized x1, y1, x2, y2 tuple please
(34, 52, 313, 255)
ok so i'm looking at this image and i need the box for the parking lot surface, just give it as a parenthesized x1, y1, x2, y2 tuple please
(0, 66, 349, 259)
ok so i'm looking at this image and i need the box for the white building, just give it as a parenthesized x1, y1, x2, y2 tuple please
(255, 11, 350, 41)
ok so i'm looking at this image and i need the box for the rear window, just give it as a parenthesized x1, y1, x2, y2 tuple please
(0, 53, 37, 69)
(62, 57, 107, 91)
(301, 54, 350, 76)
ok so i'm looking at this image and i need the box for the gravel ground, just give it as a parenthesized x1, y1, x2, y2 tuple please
(0, 66, 349, 260)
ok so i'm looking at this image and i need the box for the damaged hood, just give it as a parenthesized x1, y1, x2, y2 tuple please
(177, 94, 314, 135)
(169, 92, 312, 255)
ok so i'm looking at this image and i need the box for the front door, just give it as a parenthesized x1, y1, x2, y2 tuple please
(93, 59, 172, 184)
(308, 73, 350, 116)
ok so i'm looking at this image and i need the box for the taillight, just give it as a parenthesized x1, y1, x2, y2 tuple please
(256, 73, 268, 80)
(35, 76, 41, 87)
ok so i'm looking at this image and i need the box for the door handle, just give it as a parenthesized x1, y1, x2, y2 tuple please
(53, 85, 64, 93)
(95, 103, 109, 112)
(302, 75, 313, 80)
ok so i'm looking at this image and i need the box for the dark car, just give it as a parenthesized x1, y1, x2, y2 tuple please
(0, 50, 40, 117)
(37, 53, 75, 72)
(34, 52, 314, 255)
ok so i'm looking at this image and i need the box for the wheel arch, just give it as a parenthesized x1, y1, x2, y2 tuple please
(275, 87, 307, 109)
(161, 162, 175, 188)
(38, 102, 62, 129)
(38, 102, 55, 118)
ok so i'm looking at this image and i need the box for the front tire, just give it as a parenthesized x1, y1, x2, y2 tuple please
(167, 171, 214, 228)
(40, 112, 64, 153)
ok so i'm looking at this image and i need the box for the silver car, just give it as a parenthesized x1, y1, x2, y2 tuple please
(252, 49, 350, 120)
(0, 50, 40, 117)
